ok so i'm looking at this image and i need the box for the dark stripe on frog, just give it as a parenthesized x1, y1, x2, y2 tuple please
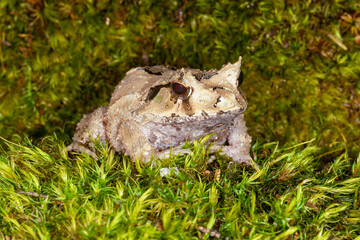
(182, 99, 194, 116)
(203, 73, 218, 79)
(213, 96, 221, 107)
(213, 86, 224, 90)
(201, 110, 209, 117)
(192, 72, 203, 81)
(192, 72, 218, 81)
(145, 83, 171, 102)
(136, 66, 163, 75)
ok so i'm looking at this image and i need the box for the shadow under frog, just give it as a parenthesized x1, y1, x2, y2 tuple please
(67, 56, 252, 164)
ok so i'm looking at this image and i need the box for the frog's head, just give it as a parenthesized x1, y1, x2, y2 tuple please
(131, 56, 247, 119)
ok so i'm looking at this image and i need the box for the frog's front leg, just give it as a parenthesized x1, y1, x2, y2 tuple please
(67, 106, 108, 158)
(221, 114, 252, 164)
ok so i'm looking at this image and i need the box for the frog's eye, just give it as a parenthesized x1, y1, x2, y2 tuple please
(171, 81, 192, 100)
(237, 71, 244, 86)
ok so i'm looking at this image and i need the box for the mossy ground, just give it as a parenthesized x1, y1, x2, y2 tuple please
(1, 136, 360, 239)
(0, 0, 360, 239)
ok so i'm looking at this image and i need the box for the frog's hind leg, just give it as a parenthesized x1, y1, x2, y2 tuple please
(67, 106, 108, 158)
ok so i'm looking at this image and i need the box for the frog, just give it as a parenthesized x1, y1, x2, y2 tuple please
(67, 56, 252, 164)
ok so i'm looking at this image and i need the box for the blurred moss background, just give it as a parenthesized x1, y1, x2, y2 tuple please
(0, 0, 359, 156)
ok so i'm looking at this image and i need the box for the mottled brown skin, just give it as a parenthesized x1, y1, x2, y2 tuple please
(67, 57, 252, 164)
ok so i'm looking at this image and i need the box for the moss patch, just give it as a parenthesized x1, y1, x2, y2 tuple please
(0, 0, 359, 238)
(1, 136, 359, 238)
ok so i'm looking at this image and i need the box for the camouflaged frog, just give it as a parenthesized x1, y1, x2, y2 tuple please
(67, 57, 252, 164)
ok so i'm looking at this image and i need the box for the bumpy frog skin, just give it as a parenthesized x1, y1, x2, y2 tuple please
(67, 57, 252, 164)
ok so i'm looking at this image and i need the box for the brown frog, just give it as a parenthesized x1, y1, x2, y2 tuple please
(67, 57, 252, 164)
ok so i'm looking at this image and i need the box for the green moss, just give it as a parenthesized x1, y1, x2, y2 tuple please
(1, 136, 359, 238)
(0, 0, 360, 238)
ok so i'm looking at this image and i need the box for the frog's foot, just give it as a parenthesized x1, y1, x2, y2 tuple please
(66, 142, 98, 159)
(208, 144, 251, 164)
(221, 145, 251, 164)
